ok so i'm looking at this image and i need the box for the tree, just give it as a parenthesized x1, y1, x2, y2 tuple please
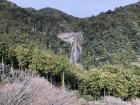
(55, 55, 69, 88)
(15, 46, 29, 69)
(29, 47, 47, 71)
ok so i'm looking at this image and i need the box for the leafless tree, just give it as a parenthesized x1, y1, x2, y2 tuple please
(0, 64, 88, 105)
(1, 64, 140, 105)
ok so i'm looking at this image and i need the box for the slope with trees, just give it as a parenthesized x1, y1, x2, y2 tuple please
(1, 0, 140, 102)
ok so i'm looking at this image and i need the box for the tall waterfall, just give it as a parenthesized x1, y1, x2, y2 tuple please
(57, 32, 83, 66)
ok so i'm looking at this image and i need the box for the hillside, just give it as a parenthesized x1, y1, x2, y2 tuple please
(1, 64, 140, 105)
(80, 1, 140, 69)
(1, 0, 140, 103)
(0, 64, 87, 105)
(0, 0, 75, 56)
(0, 0, 140, 69)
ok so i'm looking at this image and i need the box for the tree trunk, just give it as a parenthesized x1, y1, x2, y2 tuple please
(2, 56, 4, 73)
(50, 72, 53, 85)
(78, 80, 80, 90)
(46, 73, 49, 80)
(11, 59, 14, 69)
(104, 87, 106, 101)
(10, 59, 14, 75)
(61, 70, 65, 89)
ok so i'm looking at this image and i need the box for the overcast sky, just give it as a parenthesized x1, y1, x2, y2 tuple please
(9, 0, 139, 18)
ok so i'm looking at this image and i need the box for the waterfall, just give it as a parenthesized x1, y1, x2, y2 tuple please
(57, 32, 83, 66)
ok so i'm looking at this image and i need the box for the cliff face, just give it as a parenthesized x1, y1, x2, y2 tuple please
(0, 0, 140, 69)
(58, 32, 83, 66)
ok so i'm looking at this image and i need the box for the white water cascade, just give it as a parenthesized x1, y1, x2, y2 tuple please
(57, 32, 83, 67)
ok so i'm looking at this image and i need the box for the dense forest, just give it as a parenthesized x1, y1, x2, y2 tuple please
(1, 0, 140, 69)
(80, 3, 140, 69)
(1, 0, 140, 102)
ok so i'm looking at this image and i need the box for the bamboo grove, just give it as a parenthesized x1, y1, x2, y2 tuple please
(1, 41, 140, 100)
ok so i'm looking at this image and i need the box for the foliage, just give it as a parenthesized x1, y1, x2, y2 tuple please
(79, 2, 140, 69)
(79, 65, 140, 100)
(1, 0, 140, 101)
(13, 45, 85, 88)
(0, 1, 140, 69)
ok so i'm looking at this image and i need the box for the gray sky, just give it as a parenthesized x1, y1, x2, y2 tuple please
(9, 0, 139, 18)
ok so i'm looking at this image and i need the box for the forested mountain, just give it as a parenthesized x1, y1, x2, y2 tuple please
(80, 1, 140, 69)
(0, 0, 76, 56)
(0, 0, 140, 69)
(1, 0, 140, 102)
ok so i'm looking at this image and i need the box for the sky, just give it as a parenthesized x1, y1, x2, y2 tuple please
(9, 0, 139, 18)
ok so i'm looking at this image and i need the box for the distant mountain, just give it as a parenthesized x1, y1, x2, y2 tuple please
(0, 0, 140, 69)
